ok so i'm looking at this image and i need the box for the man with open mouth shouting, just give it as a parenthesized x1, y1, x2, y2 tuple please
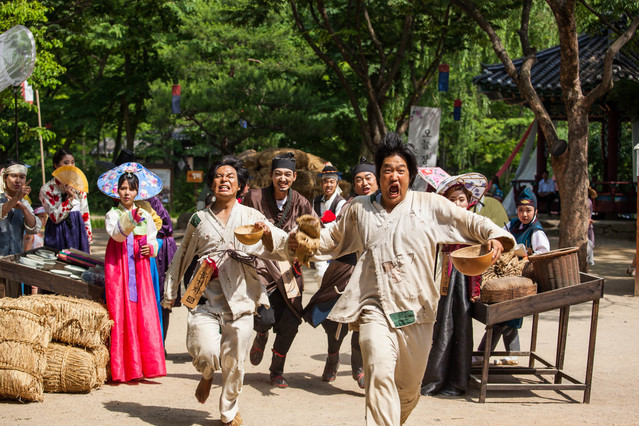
(290, 133, 515, 425)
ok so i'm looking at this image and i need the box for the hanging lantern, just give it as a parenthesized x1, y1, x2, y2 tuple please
(453, 99, 462, 121)
(171, 84, 181, 114)
(438, 63, 449, 92)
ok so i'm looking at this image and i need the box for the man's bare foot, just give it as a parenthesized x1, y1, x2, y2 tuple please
(195, 377, 213, 403)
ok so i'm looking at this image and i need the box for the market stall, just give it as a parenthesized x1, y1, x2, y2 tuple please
(470, 272, 604, 403)
(0, 247, 104, 301)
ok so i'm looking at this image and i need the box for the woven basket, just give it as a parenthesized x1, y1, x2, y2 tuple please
(528, 247, 580, 292)
(481, 276, 537, 303)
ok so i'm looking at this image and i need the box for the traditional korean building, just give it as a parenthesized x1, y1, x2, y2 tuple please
(473, 31, 639, 216)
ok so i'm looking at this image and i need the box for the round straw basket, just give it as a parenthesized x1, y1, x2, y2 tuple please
(481, 276, 537, 303)
(528, 247, 580, 292)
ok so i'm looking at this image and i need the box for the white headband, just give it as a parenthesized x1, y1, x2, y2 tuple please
(3, 164, 28, 176)
(0, 164, 28, 194)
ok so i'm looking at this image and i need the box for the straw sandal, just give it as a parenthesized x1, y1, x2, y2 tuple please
(222, 412, 242, 426)
(493, 356, 519, 366)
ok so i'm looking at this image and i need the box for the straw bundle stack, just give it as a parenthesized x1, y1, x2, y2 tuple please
(0, 295, 53, 316)
(43, 343, 97, 393)
(0, 305, 52, 402)
(29, 295, 112, 349)
(238, 148, 327, 200)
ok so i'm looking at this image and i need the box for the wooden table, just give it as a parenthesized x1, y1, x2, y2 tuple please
(0, 248, 104, 301)
(470, 272, 604, 403)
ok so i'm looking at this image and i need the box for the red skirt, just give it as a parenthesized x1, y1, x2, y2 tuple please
(105, 235, 166, 382)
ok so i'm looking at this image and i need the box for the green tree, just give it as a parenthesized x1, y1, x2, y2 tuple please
(42, 0, 182, 162)
(454, 0, 639, 268)
(284, 0, 492, 156)
(141, 0, 353, 165)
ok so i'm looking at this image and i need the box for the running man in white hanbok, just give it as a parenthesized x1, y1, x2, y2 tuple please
(290, 133, 515, 426)
(163, 156, 287, 426)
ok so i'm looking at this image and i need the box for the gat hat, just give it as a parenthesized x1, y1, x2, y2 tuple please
(271, 152, 296, 172)
(33, 206, 46, 215)
(352, 157, 376, 178)
(516, 187, 537, 209)
(437, 172, 487, 204)
(115, 149, 137, 166)
(318, 162, 340, 181)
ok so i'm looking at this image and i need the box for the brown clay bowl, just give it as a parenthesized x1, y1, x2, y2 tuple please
(450, 244, 494, 276)
(234, 225, 264, 245)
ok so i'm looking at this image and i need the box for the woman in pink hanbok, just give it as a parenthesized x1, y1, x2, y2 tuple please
(103, 169, 166, 382)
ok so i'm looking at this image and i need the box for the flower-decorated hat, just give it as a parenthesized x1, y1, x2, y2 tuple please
(436, 172, 487, 204)
(97, 162, 163, 201)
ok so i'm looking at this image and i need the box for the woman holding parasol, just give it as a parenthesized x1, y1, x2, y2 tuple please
(99, 162, 166, 382)
(39, 149, 92, 252)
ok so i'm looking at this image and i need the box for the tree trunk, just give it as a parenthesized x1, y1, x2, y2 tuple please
(553, 105, 590, 271)
(121, 96, 135, 151)
(113, 108, 124, 163)
(366, 102, 387, 152)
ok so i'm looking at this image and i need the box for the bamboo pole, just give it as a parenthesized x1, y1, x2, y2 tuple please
(36, 89, 45, 185)
(635, 168, 638, 296)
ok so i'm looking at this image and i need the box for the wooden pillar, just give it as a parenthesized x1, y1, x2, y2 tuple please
(601, 119, 608, 184)
(536, 129, 546, 182)
(633, 120, 639, 297)
(607, 106, 620, 182)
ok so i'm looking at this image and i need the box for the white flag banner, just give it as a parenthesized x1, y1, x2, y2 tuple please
(21, 80, 33, 104)
(408, 106, 441, 167)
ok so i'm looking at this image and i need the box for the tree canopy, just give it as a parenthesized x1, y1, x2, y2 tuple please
(0, 0, 636, 222)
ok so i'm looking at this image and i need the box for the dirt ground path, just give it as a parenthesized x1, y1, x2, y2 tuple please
(1, 230, 638, 425)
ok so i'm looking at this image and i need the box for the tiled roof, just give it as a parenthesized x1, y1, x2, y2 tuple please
(473, 33, 639, 103)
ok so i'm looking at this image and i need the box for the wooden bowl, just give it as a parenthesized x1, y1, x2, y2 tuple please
(451, 244, 494, 276)
(234, 225, 264, 245)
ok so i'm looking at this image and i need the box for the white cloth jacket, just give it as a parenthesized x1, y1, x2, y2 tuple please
(314, 191, 516, 328)
(164, 202, 289, 319)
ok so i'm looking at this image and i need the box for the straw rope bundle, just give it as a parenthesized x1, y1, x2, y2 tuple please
(295, 215, 321, 267)
(88, 345, 110, 385)
(29, 295, 112, 349)
(0, 295, 53, 316)
(481, 250, 529, 283)
(0, 306, 52, 402)
(0, 307, 53, 346)
(0, 342, 47, 402)
(43, 343, 97, 393)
